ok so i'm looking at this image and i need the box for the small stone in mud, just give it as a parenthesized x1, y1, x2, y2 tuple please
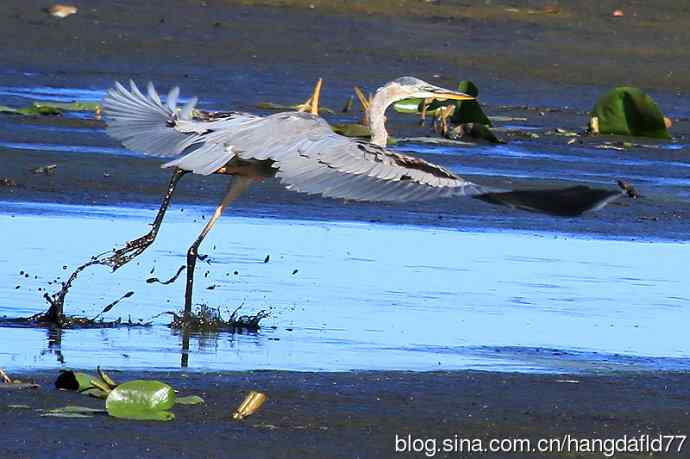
(234, 271, 239, 275)
(206, 285, 217, 290)
(264, 255, 270, 263)
(15, 285, 20, 289)
(292, 269, 299, 275)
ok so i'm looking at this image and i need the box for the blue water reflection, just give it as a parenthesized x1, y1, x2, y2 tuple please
(1, 202, 689, 373)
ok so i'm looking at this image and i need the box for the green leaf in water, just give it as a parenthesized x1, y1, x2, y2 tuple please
(105, 380, 176, 421)
(332, 123, 371, 138)
(33, 101, 100, 112)
(41, 412, 95, 419)
(40, 405, 107, 418)
(175, 395, 205, 405)
(393, 81, 491, 126)
(55, 370, 97, 392)
(0, 104, 62, 116)
(449, 81, 491, 126)
(591, 87, 671, 139)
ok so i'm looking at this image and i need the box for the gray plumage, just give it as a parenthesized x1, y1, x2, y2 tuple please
(103, 80, 486, 202)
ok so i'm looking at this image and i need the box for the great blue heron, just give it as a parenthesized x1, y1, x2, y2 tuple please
(101, 77, 623, 319)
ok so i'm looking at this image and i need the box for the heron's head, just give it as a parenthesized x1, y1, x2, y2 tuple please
(378, 76, 475, 103)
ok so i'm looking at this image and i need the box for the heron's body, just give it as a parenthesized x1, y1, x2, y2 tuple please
(100, 77, 624, 318)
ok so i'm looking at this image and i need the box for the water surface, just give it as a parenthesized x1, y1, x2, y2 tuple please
(1, 202, 688, 374)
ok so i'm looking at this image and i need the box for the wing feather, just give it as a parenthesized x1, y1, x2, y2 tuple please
(103, 82, 486, 201)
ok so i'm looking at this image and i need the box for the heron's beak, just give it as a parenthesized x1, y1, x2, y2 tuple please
(426, 87, 474, 101)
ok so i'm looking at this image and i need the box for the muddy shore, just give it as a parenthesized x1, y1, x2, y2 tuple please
(2, 369, 690, 458)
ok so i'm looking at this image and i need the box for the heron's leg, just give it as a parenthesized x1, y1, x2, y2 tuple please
(103, 168, 188, 270)
(183, 176, 252, 320)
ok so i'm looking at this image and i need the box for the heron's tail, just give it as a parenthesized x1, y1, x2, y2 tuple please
(102, 81, 199, 158)
(474, 185, 624, 217)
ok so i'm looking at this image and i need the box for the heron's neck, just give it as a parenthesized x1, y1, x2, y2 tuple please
(368, 86, 402, 147)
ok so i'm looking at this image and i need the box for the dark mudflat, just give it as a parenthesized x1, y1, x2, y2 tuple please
(2, 369, 690, 458)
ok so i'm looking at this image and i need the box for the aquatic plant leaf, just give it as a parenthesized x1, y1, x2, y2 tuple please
(41, 412, 94, 419)
(55, 370, 97, 391)
(462, 123, 503, 144)
(106, 380, 176, 421)
(47, 405, 107, 414)
(591, 87, 671, 139)
(332, 123, 371, 138)
(392, 99, 423, 114)
(40, 405, 107, 418)
(450, 81, 491, 126)
(0, 105, 62, 116)
(33, 101, 100, 112)
(106, 406, 176, 421)
(393, 81, 491, 126)
(256, 102, 336, 115)
(175, 395, 205, 405)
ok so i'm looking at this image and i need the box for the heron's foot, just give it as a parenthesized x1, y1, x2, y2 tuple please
(101, 231, 157, 270)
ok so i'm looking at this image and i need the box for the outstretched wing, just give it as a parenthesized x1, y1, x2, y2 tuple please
(103, 81, 487, 201)
(103, 81, 623, 212)
(103, 81, 259, 175)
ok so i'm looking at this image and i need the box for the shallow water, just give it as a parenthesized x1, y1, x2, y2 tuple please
(1, 202, 688, 374)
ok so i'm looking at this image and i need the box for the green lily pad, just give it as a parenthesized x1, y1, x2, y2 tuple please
(33, 101, 100, 112)
(175, 395, 205, 405)
(591, 87, 670, 139)
(0, 104, 62, 116)
(332, 123, 371, 138)
(393, 80, 491, 126)
(105, 380, 176, 421)
(392, 99, 423, 114)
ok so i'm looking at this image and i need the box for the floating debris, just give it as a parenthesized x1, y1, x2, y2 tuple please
(341, 95, 353, 113)
(0, 177, 17, 187)
(233, 391, 268, 420)
(31, 164, 57, 176)
(0, 369, 39, 390)
(45, 4, 78, 18)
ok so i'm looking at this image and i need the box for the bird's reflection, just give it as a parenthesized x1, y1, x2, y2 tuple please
(45, 327, 65, 364)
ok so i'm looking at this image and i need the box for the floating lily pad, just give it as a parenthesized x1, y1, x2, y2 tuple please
(0, 104, 62, 116)
(33, 101, 100, 112)
(591, 87, 670, 139)
(175, 395, 205, 405)
(332, 123, 371, 138)
(105, 380, 176, 421)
